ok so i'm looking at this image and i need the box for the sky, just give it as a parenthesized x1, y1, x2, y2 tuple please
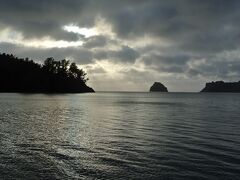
(0, 0, 240, 92)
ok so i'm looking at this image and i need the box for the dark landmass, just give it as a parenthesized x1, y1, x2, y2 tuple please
(201, 81, 240, 92)
(150, 82, 168, 92)
(0, 53, 94, 93)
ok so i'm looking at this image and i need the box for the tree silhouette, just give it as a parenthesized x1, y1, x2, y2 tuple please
(69, 62, 88, 82)
(0, 53, 94, 93)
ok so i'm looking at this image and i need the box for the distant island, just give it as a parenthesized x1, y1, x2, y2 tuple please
(201, 81, 240, 92)
(0, 53, 94, 93)
(150, 82, 168, 92)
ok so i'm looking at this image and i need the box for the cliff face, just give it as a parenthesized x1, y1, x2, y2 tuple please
(201, 81, 240, 92)
(150, 82, 168, 92)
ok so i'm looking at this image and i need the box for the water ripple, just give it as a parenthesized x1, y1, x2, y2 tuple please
(1, 92, 240, 179)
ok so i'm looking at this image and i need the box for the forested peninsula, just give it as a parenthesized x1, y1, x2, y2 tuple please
(200, 81, 240, 92)
(0, 53, 94, 93)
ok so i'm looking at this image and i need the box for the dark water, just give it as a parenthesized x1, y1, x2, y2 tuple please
(0, 92, 240, 180)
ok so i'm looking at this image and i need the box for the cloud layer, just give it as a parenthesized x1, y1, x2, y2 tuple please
(1, 0, 240, 91)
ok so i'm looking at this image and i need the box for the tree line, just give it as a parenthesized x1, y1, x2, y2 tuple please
(0, 53, 94, 93)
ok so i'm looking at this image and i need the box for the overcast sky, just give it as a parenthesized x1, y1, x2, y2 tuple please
(1, 0, 240, 92)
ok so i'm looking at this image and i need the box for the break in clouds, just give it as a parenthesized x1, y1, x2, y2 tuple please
(1, 0, 240, 91)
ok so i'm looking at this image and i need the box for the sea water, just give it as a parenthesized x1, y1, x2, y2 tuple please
(0, 92, 240, 179)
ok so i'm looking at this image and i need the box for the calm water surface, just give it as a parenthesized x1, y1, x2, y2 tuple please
(0, 92, 240, 179)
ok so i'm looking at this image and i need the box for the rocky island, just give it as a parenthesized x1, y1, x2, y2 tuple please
(200, 81, 240, 92)
(150, 82, 168, 92)
(0, 53, 94, 93)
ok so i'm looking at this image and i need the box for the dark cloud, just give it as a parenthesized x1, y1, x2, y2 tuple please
(142, 54, 190, 66)
(93, 50, 108, 60)
(141, 51, 240, 80)
(83, 35, 107, 48)
(0, 0, 89, 40)
(109, 0, 240, 54)
(141, 53, 190, 74)
(92, 45, 139, 63)
(1, 0, 240, 51)
(0, 42, 139, 65)
(187, 58, 240, 79)
(109, 46, 139, 63)
(0, 42, 93, 64)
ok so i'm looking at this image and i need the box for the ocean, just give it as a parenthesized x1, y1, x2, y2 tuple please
(0, 92, 240, 179)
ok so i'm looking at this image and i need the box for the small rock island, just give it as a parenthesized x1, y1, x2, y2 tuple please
(200, 81, 240, 92)
(150, 82, 168, 92)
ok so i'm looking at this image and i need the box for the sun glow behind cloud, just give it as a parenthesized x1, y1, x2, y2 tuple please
(63, 25, 98, 38)
(23, 38, 84, 48)
(0, 21, 110, 49)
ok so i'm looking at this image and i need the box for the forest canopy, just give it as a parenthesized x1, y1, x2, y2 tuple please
(0, 53, 94, 93)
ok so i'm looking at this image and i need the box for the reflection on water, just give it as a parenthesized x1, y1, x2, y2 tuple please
(0, 92, 240, 179)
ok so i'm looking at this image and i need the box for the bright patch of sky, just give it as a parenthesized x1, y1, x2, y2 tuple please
(0, 28, 83, 48)
(63, 25, 98, 38)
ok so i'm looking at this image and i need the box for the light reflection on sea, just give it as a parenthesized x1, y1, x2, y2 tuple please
(0, 92, 240, 179)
